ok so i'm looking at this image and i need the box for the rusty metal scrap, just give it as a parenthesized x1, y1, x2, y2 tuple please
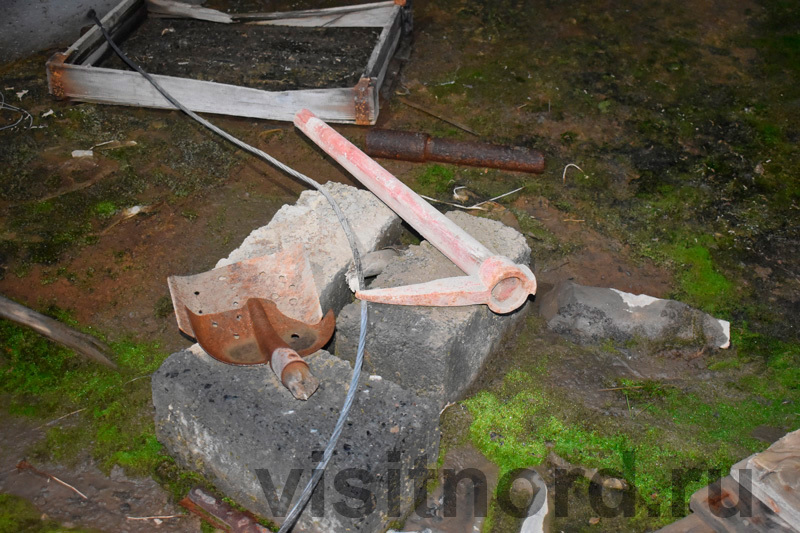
(168, 245, 334, 400)
(294, 109, 536, 314)
(180, 487, 270, 533)
(365, 129, 545, 173)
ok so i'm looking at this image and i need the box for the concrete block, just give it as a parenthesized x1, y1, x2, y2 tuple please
(538, 281, 731, 349)
(335, 211, 532, 408)
(216, 181, 401, 314)
(152, 348, 440, 532)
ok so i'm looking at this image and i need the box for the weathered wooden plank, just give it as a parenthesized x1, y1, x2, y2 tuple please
(237, 1, 395, 27)
(49, 63, 368, 124)
(65, 0, 143, 64)
(364, 5, 402, 89)
(690, 475, 795, 532)
(145, 0, 232, 23)
(731, 429, 800, 531)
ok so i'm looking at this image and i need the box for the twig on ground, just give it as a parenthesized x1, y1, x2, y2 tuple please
(563, 218, 585, 223)
(562, 163, 584, 184)
(439, 401, 456, 416)
(32, 408, 87, 432)
(547, 452, 628, 490)
(126, 515, 182, 521)
(398, 97, 479, 136)
(598, 386, 644, 392)
(421, 186, 524, 211)
(16, 460, 89, 499)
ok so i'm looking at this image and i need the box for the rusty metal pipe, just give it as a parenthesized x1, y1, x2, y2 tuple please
(293, 109, 536, 314)
(365, 129, 545, 173)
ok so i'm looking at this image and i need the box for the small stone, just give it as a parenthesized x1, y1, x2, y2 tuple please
(589, 517, 600, 525)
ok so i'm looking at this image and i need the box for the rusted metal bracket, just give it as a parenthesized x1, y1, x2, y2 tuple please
(353, 77, 377, 126)
(365, 129, 545, 173)
(168, 246, 334, 400)
(180, 487, 270, 533)
(294, 109, 536, 314)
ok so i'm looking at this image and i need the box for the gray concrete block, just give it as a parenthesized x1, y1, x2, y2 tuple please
(152, 348, 440, 532)
(538, 281, 731, 349)
(216, 181, 401, 314)
(335, 211, 532, 408)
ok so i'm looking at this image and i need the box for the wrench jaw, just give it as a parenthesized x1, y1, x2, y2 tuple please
(354, 256, 536, 313)
(479, 256, 537, 314)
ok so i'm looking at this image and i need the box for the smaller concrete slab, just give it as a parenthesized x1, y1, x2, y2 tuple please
(538, 281, 730, 349)
(152, 349, 440, 532)
(335, 211, 532, 408)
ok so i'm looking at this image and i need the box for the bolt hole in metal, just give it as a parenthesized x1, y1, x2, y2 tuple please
(236, 315, 241, 320)
(212, 321, 218, 327)
(490, 276, 527, 310)
(233, 333, 239, 340)
(233, 301, 239, 306)
(194, 291, 200, 295)
(291, 333, 300, 339)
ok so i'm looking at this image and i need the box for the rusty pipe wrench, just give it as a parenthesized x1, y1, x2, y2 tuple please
(294, 109, 536, 314)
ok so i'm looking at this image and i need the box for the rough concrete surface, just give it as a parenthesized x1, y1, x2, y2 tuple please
(538, 281, 731, 349)
(216, 181, 401, 314)
(336, 211, 532, 408)
(152, 349, 439, 532)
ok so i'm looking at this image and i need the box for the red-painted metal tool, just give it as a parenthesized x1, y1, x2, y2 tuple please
(168, 245, 334, 400)
(294, 109, 536, 314)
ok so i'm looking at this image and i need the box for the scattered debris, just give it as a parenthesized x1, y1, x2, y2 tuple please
(15, 89, 28, 100)
(92, 139, 138, 150)
(16, 460, 89, 500)
(562, 162, 584, 184)
(180, 487, 269, 532)
(41, 109, 55, 117)
(366, 129, 545, 173)
(71, 149, 94, 158)
(99, 203, 160, 235)
(0, 90, 34, 131)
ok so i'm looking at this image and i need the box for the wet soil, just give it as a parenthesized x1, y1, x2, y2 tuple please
(104, 19, 379, 91)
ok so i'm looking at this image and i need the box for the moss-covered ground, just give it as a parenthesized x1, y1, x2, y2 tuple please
(1, 0, 799, 530)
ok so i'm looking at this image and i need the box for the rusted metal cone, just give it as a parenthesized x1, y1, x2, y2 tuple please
(365, 129, 545, 173)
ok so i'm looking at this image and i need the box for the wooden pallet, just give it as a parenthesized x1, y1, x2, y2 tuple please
(46, 0, 411, 124)
(656, 429, 800, 533)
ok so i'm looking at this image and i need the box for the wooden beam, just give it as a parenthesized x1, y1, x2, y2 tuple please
(0, 295, 117, 369)
(48, 62, 366, 123)
(235, 1, 395, 27)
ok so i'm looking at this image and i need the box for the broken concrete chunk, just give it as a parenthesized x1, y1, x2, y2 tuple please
(215, 182, 401, 313)
(336, 211, 532, 407)
(538, 281, 731, 349)
(152, 349, 440, 532)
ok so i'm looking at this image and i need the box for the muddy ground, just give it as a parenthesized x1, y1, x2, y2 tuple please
(1, 0, 798, 531)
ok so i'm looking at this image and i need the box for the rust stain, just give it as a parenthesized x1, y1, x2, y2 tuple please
(353, 77, 373, 126)
(46, 53, 69, 100)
